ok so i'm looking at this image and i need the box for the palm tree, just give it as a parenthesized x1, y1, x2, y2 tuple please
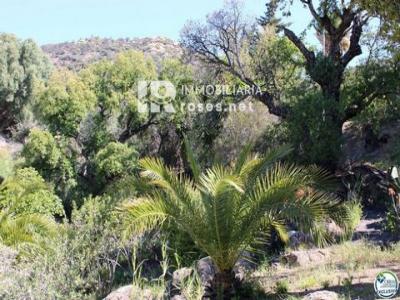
(119, 144, 350, 298)
(0, 207, 56, 253)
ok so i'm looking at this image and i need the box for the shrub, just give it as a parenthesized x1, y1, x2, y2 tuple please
(341, 199, 363, 241)
(286, 92, 342, 168)
(0, 167, 64, 217)
(0, 195, 136, 299)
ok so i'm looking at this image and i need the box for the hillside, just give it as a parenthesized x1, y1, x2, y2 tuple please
(42, 37, 182, 69)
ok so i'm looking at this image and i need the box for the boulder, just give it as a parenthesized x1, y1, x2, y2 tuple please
(196, 256, 216, 290)
(303, 290, 339, 300)
(171, 296, 187, 300)
(105, 286, 158, 300)
(104, 285, 132, 300)
(281, 249, 328, 267)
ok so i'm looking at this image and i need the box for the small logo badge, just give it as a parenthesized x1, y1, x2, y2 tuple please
(374, 271, 399, 298)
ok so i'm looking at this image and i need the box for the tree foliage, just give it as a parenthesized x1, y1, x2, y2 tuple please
(0, 34, 51, 133)
(93, 142, 138, 184)
(0, 167, 64, 217)
(22, 128, 77, 204)
(36, 70, 96, 137)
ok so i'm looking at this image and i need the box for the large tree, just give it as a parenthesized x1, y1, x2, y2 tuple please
(181, 0, 400, 168)
(0, 34, 51, 134)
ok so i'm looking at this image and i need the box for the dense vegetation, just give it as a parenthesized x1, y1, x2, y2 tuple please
(0, 0, 399, 299)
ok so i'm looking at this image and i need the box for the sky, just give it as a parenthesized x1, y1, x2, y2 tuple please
(0, 0, 316, 45)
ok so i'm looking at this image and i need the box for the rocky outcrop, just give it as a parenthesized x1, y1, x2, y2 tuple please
(42, 37, 182, 70)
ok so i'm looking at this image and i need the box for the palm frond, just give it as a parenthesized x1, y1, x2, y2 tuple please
(0, 209, 57, 251)
(240, 144, 293, 185)
(183, 135, 201, 182)
(234, 142, 254, 174)
(118, 195, 170, 239)
(139, 157, 197, 213)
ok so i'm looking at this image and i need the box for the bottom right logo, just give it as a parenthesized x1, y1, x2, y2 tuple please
(375, 271, 399, 299)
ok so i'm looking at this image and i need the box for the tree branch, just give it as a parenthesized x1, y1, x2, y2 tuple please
(118, 114, 158, 142)
(279, 25, 316, 67)
(341, 15, 364, 66)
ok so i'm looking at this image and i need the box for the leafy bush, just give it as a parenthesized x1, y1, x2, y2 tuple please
(22, 128, 77, 205)
(385, 210, 400, 234)
(0, 167, 64, 217)
(93, 142, 138, 184)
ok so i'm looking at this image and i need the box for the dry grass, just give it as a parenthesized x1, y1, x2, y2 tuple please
(251, 240, 400, 299)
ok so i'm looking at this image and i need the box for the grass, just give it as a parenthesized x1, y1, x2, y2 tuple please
(250, 240, 400, 299)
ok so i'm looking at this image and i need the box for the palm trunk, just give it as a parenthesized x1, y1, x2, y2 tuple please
(210, 269, 236, 300)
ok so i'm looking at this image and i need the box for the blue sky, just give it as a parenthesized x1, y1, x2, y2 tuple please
(0, 0, 314, 45)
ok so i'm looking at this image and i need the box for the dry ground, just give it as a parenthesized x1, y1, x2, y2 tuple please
(250, 241, 400, 299)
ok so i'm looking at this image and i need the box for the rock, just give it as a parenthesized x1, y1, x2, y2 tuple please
(303, 290, 339, 300)
(171, 296, 186, 300)
(105, 286, 158, 300)
(196, 257, 216, 289)
(0, 135, 23, 156)
(42, 37, 182, 70)
(104, 285, 132, 300)
(281, 249, 328, 267)
(341, 120, 400, 168)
